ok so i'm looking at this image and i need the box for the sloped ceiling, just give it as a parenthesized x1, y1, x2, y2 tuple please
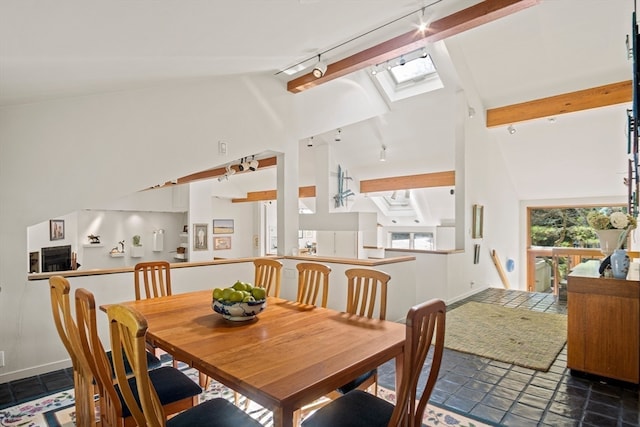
(1, 0, 634, 209)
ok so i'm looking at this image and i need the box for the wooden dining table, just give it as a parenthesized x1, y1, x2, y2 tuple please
(104, 290, 405, 427)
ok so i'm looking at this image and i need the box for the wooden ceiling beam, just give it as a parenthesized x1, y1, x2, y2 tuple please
(360, 171, 455, 193)
(486, 80, 632, 127)
(287, 0, 539, 93)
(167, 156, 278, 187)
(231, 186, 317, 203)
(231, 172, 454, 203)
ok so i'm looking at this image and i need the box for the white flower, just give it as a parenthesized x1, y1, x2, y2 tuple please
(610, 211, 629, 229)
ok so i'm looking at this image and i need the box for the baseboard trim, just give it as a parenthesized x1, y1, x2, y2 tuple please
(0, 358, 72, 383)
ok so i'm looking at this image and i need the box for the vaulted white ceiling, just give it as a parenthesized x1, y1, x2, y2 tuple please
(1, 0, 634, 221)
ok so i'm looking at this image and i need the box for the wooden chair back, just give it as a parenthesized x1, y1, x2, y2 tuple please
(75, 288, 126, 427)
(134, 261, 172, 300)
(49, 276, 97, 427)
(345, 268, 390, 320)
(389, 299, 446, 427)
(296, 262, 331, 307)
(253, 258, 283, 297)
(107, 303, 166, 427)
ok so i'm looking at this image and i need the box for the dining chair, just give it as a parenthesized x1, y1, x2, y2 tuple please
(296, 267, 389, 424)
(75, 287, 202, 426)
(134, 261, 172, 300)
(253, 258, 282, 297)
(336, 267, 391, 396)
(133, 260, 190, 372)
(107, 302, 263, 427)
(295, 262, 331, 307)
(49, 276, 98, 427)
(301, 298, 446, 427)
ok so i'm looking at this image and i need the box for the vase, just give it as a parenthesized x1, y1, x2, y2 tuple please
(610, 249, 630, 279)
(595, 229, 625, 256)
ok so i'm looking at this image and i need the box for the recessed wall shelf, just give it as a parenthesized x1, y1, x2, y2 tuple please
(109, 252, 125, 258)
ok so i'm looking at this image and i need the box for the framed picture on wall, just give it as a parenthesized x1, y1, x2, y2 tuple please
(214, 236, 232, 250)
(50, 219, 65, 241)
(213, 219, 234, 234)
(472, 204, 484, 239)
(193, 223, 208, 251)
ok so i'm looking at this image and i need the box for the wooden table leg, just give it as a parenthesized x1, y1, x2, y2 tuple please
(395, 352, 404, 392)
(272, 406, 294, 427)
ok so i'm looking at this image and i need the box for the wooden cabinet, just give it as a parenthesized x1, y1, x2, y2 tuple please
(567, 262, 640, 383)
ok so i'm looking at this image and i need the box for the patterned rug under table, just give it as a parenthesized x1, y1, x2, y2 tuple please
(0, 367, 493, 427)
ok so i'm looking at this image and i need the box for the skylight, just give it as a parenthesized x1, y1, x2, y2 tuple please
(371, 49, 443, 103)
(389, 55, 437, 85)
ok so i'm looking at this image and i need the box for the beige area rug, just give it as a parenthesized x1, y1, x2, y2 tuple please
(445, 302, 567, 371)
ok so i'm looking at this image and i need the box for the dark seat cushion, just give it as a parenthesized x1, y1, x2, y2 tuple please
(115, 366, 202, 418)
(167, 397, 262, 427)
(301, 390, 393, 427)
(336, 368, 376, 394)
(106, 349, 162, 376)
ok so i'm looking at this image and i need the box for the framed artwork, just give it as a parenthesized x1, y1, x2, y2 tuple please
(193, 223, 208, 251)
(214, 236, 232, 250)
(213, 219, 234, 234)
(472, 204, 484, 239)
(50, 219, 65, 241)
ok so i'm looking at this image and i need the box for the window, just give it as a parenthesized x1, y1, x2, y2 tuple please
(371, 49, 443, 103)
(389, 55, 437, 85)
(389, 232, 434, 250)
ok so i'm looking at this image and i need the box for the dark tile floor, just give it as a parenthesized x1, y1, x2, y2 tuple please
(1, 288, 639, 426)
(378, 288, 640, 426)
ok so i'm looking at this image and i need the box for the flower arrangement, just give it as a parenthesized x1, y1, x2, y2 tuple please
(587, 209, 637, 252)
(587, 210, 637, 230)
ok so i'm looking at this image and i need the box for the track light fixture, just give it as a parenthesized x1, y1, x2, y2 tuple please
(307, 136, 314, 147)
(239, 157, 251, 171)
(379, 145, 387, 162)
(312, 55, 327, 78)
(334, 128, 342, 142)
(249, 155, 259, 171)
(278, 1, 443, 77)
(418, 6, 430, 32)
(225, 165, 235, 176)
(508, 125, 516, 135)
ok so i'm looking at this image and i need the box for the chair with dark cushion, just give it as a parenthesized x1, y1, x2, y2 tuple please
(336, 268, 391, 395)
(134, 261, 172, 300)
(301, 298, 446, 427)
(49, 276, 97, 427)
(295, 262, 331, 307)
(75, 288, 201, 426)
(107, 303, 262, 427)
(253, 258, 283, 297)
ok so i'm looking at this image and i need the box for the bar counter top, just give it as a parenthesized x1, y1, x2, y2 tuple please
(28, 254, 416, 281)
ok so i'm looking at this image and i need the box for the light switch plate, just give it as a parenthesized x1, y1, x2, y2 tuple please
(218, 141, 228, 155)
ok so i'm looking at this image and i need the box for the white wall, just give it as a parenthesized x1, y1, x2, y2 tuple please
(0, 74, 293, 379)
(77, 210, 187, 268)
(0, 64, 522, 382)
(210, 197, 256, 259)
